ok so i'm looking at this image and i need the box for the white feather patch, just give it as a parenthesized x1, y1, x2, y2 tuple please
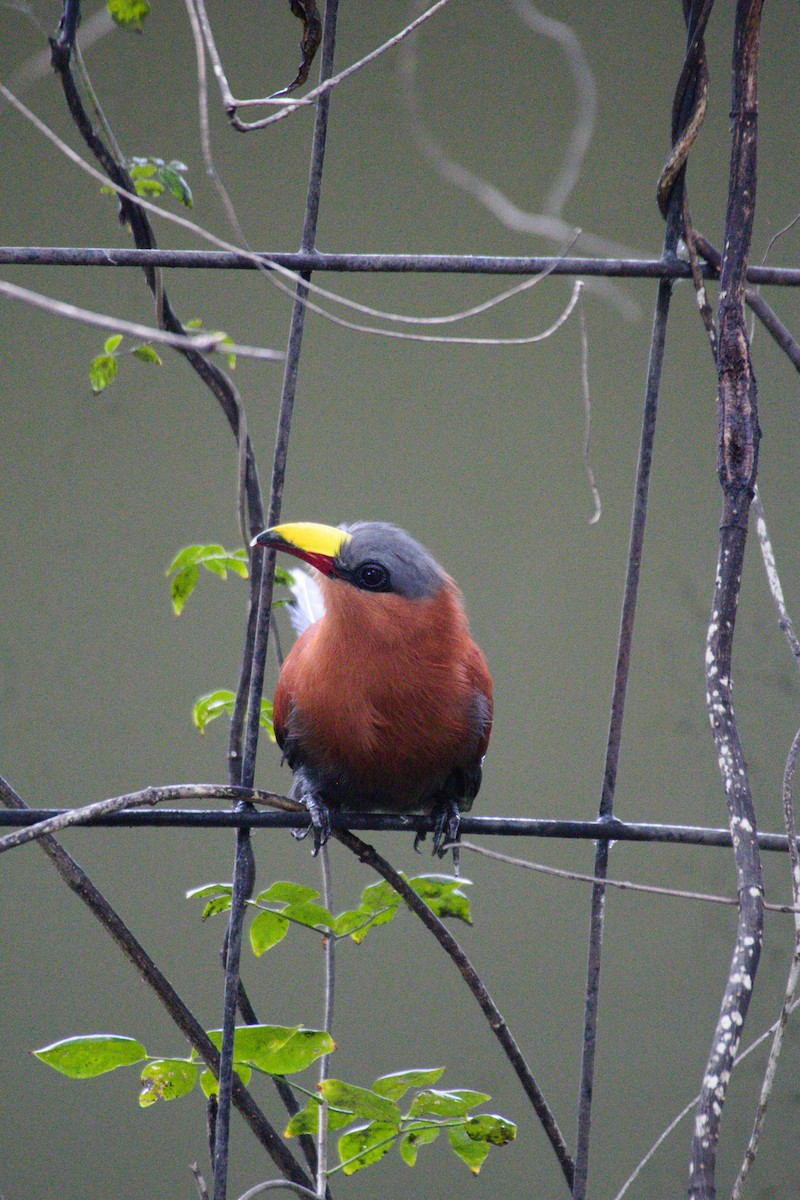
(287, 567, 325, 636)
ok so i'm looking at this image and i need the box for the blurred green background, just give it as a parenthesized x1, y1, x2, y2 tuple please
(2, 2, 800, 1197)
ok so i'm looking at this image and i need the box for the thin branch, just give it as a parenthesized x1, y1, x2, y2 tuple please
(507, 0, 598, 218)
(456, 841, 799, 915)
(731, 729, 800, 1199)
(0, 773, 312, 1189)
(9, 243, 800, 287)
(7, 799, 800, 854)
(731, 490, 800, 1195)
(0, 277, 283, 360)
(613, 993, 800, 1200)
(691, 5, 765, 1197)
(317, 845, 335, 1197)
(335, 828, 575, 1192)
(573, 270, 674, 1200)
(577, 285, 601, 524)
(192, 0, 452, 131)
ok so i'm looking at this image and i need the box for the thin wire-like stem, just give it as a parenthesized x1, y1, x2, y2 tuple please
(335, 829, 575, 1192)
(214, 9, 340, 1197)
(240, 0, 339, 791)
(7, 798, 800, 854)
(213, 825, 257, 1200)
(572, 274, 673, 1199)
(317, 846, 335, 1196)
(691, 5, 765, 1196)
(0, 774, 311, 1188)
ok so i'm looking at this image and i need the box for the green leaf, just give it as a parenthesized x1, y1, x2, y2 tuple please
(249, 909, 289, 956)
(133, 178, 165, 198)
(199, 1063, 251, 1099)
(33, 1034, 146, 1078)
(447, 1088, 492, 1111)
(464, 1113, 517, 1146)
(282, 900, 335, 931)
(166, 545, 249, 615)
(206, 1025, 332, 1074)
(201, 894, 233, 920)
(399, 1122, 440, 1166)
(104, 334, 123, 354)
(407, 1088, 476, 1119)
(132, 344, 162, 365)
(170, 563, 198, 615)
(107, 0, 150, 30)
(358, 879, 403, 914)
(186, 881, 233, 919)
(186, 882, 233, 901)
(139, 1058, 197, 1106)
(410, 874, 473, 923)
(337, 1122, 396, 1175)
(158, 165, 193, 208)
(256, 1028, 334, 1074)
(284, 1096, 353, 1138)
(274, 566, 296, 588)
(372, 1067, 445, 1101)
(254, 882, 319, 906)
(319, 1080, 400, 1126)
(447, 1124, 490, 1174)
(89, 353, 118, 394)
(191, 690, 273, 740)
(129, 162, 158, 178)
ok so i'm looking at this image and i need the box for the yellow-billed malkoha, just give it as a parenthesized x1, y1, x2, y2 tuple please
(252, 521, 492, 854)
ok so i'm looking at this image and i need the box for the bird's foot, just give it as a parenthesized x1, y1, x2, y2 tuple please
(414, 799, 461, 872)
(291, 792, 332, 855)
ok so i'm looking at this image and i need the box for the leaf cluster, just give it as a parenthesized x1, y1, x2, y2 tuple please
(89, 333, 161, 394)
(187, 873, 473, 954)
(288, 1069, 516, 1176)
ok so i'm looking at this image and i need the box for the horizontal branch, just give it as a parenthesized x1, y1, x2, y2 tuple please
(2, 797, 800, 852)
(3, 246, 800, 285)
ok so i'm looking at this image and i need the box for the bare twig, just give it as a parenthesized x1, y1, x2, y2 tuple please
(0, 773, 312, 1189)
(335, 828, 575, 1192)
(613, 994, 800, 1200)
(573, 272, 674, 1200)
(577, 284, 601, 524)
(730, 490, 800, 1196)
(456, 841, 799, 915)
(191, 0, 452, 131)
(317, 845, 335, 1196)
(690, 5, 765, 1197)
(0, 277, 283, 360)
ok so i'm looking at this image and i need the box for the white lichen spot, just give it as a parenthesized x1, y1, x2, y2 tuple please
(720, 1014, 732, 1030)
(694, 1113, 708, 1138)
(739, 818, 753, 833)
(712, 1100, 722, 1117)
(748, 886, 762, 898)
(742, 973, 752, 990)
(732, 1011, 744, 1027)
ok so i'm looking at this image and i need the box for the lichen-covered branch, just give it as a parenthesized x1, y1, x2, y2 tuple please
(690, 3, 765, 1197)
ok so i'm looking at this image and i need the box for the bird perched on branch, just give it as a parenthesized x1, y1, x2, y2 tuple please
(251, 521, 493, 857)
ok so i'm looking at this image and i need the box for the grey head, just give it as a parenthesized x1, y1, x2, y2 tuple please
(334, 522, 446, 600)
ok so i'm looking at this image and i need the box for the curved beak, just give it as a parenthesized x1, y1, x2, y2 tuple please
(251, 521, 351, 577)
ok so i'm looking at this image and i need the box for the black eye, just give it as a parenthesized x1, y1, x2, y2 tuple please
(355, 562, 390, 591)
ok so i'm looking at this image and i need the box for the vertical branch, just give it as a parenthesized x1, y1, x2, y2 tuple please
(213, 6, 340, 1199)
(572, 6, 713, 1195)
(690, 3, 764, 1198)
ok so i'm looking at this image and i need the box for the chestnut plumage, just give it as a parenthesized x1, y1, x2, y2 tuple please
(252, 521, 493, 854)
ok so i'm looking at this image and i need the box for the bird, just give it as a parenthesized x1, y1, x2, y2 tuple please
(251, 520, 493, 857)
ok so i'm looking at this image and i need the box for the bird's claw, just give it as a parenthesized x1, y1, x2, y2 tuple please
(415, 800, 461, 872)
(292, 793, 332, 855)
